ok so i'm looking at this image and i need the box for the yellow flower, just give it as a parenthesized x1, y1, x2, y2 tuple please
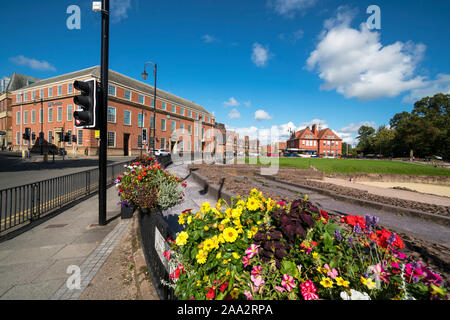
(225, 208, 232, 218)
(216, 252, 222, 259)
(231, 208, 242, 219)
(218, 234, 226, 244)
(196, 280, 202, 286)
(215, 202, 222, 211)
(335, 277, 350, 287)
(204, 225, 209, 231)
(230, 288, 239, 299)
(212, 208, 222, 218)
(247, 230, 254, 239)
(250, 188, 259, 194)
(196, 249, 208, 264)
(203, 238, 215, 251)
(187, 216, 192, 225)
(201, 202, 211, 214)
(360, 277, 368, 286)
(320, 277, 333, 288)
(222, 259, 231, 264)
(430, 284, 445, 296)
(175, 231, 189, 246)
(194, 212, 202, 219)
(232, 252, 240, 260)
(233, 218, 241, 227)
(223, 227, 238, 243)
(221, 218, 230, 225)
(251, 226, 258, 234)
(246, 197, 261, 211)
(312, 252, 319, 259)
(365, 278, 376, 290)
(266, 198, 275, 212)
(218, 224, 225, 232)
(178, 215, 185, 225)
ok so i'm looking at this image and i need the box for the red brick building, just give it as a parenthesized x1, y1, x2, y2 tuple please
(286, 124, 342, 157)
(10, 66, 216, 156)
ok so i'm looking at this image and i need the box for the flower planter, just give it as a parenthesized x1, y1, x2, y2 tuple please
(120, 204, 135, 219)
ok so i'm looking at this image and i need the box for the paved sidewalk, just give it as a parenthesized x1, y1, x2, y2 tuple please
(0, 186, 124, 300)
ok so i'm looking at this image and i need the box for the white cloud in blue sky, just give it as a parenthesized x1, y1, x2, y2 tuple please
(111, 0, 131, 23)
(228, 108, 241, 119)
(9, 55, 56, 72)
(268, 0, 318, 17)
(251, 43, 271, 68)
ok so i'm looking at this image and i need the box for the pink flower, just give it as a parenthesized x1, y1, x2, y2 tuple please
(281, 274, 296, 292)
(369, 263, 390, 284)
(242, 255, 250, 267)
(251, 265, 262, 277)
(324, 264, 338, 279)
(162, 250, 171, 261)
(274, 286, 286, 293)
(244, 290, 253, 300)
(245, 244, 260, 259)
(251, 275, 265, 288)
(300, 280, 319, 300)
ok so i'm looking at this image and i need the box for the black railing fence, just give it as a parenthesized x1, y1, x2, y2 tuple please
(0, 161, 129, 234)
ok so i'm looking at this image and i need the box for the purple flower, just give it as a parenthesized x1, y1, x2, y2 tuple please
(387, 233, 396, 246)
(364, 214, 380, 232)
(353, 224, 362, 234)
(347, 236, 353, 248)
(334, 229, 342, 241)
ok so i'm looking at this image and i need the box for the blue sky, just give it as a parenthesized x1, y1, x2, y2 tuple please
(1, 0, 449, 144)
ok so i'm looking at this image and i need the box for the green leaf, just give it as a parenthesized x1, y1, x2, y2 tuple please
(323, 232, 333, 249)
(280, 259, 298, 278)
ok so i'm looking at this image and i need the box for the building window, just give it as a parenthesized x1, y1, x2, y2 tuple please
(180, 122, 184, 134)
(16, 94, 21, 103)
(160, 138, 166, 149)
(39, 89, 44, 99)
(151, 98, 155, 107)
(188, 124, 192, 135)
(48, 130, 53, 144)
(150, 116, 155, 129)
(189, 110, 192, 118)
(48, 108, 53, 123)
(16, 132, 20, 145)
(23, 111, 28, 124)
(58, 85, 62, 96)
(302, 140, 305, 146)
(172, 105, 176, 113)
(180, 107, 184, 116)
(68, 83, 73, 94)
(314, 140, 317, 146)
(138, 113, 144, 127)
(336, 141, 339, 147)
(107, 106, 116, 123)
(67, 105, 73, 121)
(39, 108, 44, 123)
(187, 140, 191, 151)
(162, 102, 166, 111)
(31, 131, 36, 144)
(124, 110, 131, 125)
(77, 129, 83, 145)
(16, 111, 20, 125)
(57, 106, 63, 122)
(124, 90, 131, 100)
(48, 87, 53, 97)
(161, 118, 166, 131)
(32, 91, 36, 100)
(138, 94, 144, 104)
(171, 120, 176, 132)
(108, 85, 116, 96)
(327, 141, 330, 146)
(201, 127, 204, 139)
(194, 124, 198, 137)
(31, 110, 36, 124)
(107, 132, 116, 147)
(137, 134, 142, 148)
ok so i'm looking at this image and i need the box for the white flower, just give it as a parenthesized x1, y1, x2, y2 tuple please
(340, 289, 371, 300)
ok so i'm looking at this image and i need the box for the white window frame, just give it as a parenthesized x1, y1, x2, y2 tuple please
(68, 83, 73, 94)
(48, 87, 53, 97)
(108, 85, 116, 96)
(57, 106, 63, 122)
(161, 118, 166, 131)
(23, 110, 28, 124)
(31, 110, 36, 124)
(67, 105, 73, 121)
(58, 85, 62, 96)
(48, 107, 53, 123)
(138, 94, 144, 104)
(107, 131, 116, 147)
(77, 129, 83, 145)
(16, 111, 20, 125)
(124, 90, 131, 100)
(124, 110, 132, 126)
(48, 130, 53, 144)
(107, 106, 116, 123)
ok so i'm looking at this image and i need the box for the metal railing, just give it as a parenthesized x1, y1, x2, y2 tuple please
(0, 161, 129, 234)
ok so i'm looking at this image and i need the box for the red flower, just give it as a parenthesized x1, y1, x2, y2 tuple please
(163, 250, 171, 261)
(206, 288, 215, 300)
(219, 281, 229, 293)
(340, 215, 366, 229)
(319, 210, 329, 222)
(138, 176, 143, 181)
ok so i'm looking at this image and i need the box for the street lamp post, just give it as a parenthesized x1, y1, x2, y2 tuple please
(141, 62, 157, 155)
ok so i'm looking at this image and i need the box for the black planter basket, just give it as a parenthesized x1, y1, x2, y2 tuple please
(120, 204, 135, 219)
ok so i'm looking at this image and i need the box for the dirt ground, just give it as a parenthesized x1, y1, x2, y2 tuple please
(356, 181, 450, 198)
(190, 164, 450, 280)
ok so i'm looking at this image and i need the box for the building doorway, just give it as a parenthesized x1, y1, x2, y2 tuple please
(123, 133, 130, 156)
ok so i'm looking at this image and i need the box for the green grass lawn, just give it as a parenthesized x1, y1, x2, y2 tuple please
(245, 158, 450, 176)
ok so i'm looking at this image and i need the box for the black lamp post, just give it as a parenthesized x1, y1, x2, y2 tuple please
(141, 62, 157, 155)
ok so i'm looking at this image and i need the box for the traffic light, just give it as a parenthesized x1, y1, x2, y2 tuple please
(142, 128, 147, 142)
(73, 78, 99, 129)
(64, 131, 71, 142)
(56, 132, 63, 141)
(23, 128, 31, 140)
(32, 132, 36, 141)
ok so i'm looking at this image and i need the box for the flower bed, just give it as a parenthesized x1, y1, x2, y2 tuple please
(164, 189, 449, 300)
(115, 154, 186, 211)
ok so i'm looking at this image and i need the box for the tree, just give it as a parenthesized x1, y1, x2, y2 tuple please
(356, 125, 376, 154)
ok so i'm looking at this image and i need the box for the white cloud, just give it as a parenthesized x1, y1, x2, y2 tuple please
(251, 43, 271, 68)
(279, 29, 304, 43)
(268, 0, 317, 18)
(228, 108, 241, 119)
(298, 118, 327, 130)
(254, 109, 273, 121)
(335, 121, 377, 145)
(223, 97, 240, 107)
(402, 73, 450, 103)
(111, 0, 131, 23)
(9, 55, 56, 71)
(244, 101, 252, 107)
(306, 6, 427, 101)
(202, 34, 219, 43)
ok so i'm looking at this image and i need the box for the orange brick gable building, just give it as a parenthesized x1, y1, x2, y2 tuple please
(10, 66, 216, 156)
(286, 124, 342, 157)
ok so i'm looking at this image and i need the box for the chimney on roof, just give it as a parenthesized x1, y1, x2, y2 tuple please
(312, 124, 317, 135)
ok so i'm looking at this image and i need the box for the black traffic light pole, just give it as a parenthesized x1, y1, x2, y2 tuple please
(99, 0, 109, 226)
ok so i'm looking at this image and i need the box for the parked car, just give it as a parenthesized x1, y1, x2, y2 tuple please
(154, 149, 170, 156)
